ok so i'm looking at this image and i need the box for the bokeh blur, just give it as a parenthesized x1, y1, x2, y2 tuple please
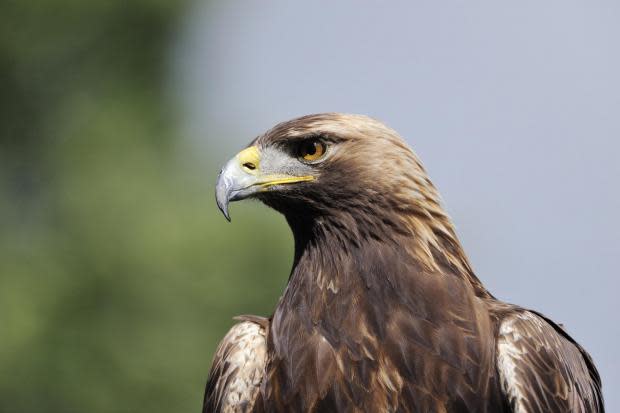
(0, 1, 291, 412)
(1, 1, 618, 412)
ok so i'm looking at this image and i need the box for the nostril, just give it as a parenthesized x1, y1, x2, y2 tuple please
(243, 162, 256, 171)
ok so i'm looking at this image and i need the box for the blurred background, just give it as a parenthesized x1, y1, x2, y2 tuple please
(1, 1, 618, 412)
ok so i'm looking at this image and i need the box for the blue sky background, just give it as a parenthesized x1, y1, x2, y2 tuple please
(172, 1, 619, 408)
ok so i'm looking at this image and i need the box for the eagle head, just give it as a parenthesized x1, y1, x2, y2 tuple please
(216, 113, 440, 232)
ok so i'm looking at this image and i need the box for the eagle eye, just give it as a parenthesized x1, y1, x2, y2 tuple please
(298, 139, 327, 162)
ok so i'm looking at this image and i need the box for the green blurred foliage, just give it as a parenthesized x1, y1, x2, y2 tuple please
(0, 1, 292, 412)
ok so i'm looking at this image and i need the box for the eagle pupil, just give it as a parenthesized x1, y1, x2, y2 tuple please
(306, 142, 317, 156)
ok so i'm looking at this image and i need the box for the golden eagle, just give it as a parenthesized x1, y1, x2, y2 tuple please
(204, 114, 604, 412)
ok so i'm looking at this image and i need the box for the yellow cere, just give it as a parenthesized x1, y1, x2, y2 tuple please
(236, 146, 261, 173)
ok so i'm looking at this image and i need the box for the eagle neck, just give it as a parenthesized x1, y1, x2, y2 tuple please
(285, 211, 492, 300)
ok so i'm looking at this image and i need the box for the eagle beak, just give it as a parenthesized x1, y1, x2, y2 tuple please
(215, 146, 314, 221)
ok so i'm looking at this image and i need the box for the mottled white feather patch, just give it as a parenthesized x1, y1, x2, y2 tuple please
(498, 312, 541, 413)
(213, 321, 267, 413)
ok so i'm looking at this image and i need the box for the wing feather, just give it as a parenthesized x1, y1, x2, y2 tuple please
(497, 310, 603, 413)
(203, 317, 268, 413)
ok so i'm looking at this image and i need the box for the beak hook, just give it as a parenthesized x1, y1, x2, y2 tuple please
(215, 168, 232, 221)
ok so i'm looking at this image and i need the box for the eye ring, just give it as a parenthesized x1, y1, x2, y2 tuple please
(298, 139, 327, 162)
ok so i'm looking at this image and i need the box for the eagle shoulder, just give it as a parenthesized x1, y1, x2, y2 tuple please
(203, 316, 268, 413)
(496, 310, 604, 413)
